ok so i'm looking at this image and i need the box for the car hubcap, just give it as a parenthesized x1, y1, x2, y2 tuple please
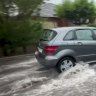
(60, 60, 73, 72)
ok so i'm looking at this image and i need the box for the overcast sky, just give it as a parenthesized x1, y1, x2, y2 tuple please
(46, 0, 63, 4)
(46, 0, 96, 4)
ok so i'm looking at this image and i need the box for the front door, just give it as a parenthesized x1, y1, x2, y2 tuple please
(74, 29, 96, 62)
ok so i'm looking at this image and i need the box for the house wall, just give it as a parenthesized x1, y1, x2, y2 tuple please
(42, 21, 57, 29)
(42, 17, 74, 29)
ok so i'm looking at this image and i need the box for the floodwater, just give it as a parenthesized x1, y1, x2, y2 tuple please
(0, 55, 96, 96)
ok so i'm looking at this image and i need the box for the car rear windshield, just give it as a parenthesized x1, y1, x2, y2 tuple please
(41, 30, 57, 41)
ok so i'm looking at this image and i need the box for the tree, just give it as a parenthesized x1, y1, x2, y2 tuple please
(0, 0, 44, 56)
(0, 0, 43, 18)
(56, 0, 96, 25)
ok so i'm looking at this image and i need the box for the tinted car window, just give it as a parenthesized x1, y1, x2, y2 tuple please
(41, 30, 57, 41)
(93, 30, 96, 34)
(75, 29, 93, 40)
(64, 30, 74, 40)
(93, 29, 96, 40)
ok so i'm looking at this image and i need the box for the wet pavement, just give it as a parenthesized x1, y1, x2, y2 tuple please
(0, 54, 96, 96)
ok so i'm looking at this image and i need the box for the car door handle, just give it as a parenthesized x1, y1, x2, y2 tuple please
(77, 42, 83, 45)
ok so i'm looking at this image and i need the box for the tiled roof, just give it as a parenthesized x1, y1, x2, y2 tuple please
(40, 3, 56, 17)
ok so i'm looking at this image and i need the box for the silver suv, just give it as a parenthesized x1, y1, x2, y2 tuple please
(35, 27, 96, 73)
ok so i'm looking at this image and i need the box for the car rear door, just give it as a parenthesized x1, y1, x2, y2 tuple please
(92, 29, 96, 61)
(74, 29, 96, 62)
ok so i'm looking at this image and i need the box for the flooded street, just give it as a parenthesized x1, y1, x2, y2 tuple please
(0, 54, 96, 96)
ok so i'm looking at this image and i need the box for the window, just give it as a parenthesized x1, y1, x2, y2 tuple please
(64, 30, 74, 40)
(93, 29, 96, 40)
(93, 30, 96, 35)
(75, 29, 93, 40)
(41, 30, 57, 41)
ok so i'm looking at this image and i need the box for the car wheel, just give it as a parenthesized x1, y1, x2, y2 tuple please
(56, 57, 75, 73)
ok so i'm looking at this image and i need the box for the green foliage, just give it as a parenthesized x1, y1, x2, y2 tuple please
(56, 0, 74, 19)
(0, 0, 44, 56)
(15, 0, 43, 19)
(0, 0, 43, 18)
(0, 19, 43, 55)
(87, 23, 96, 27)
(56, 0, 96, 25)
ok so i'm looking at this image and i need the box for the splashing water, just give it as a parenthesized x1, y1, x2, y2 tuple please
(26, 63, 96, 96)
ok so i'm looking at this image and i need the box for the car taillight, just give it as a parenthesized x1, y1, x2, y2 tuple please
(44, 46, 59, 54)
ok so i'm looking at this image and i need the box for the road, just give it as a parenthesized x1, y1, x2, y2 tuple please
(0, 54, 96, 96)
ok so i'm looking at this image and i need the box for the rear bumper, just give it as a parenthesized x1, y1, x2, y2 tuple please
(35, 51, 58, 67)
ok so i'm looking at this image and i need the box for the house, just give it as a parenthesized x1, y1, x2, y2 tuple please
(39, 3, 73, 29)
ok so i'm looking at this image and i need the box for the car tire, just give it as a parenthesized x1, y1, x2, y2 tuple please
(56, 57, 76, 73)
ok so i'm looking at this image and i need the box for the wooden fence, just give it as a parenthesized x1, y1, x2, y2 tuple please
(0, 45, 37, 58)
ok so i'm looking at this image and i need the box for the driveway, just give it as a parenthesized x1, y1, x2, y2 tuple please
(0, 54, 96, 96)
